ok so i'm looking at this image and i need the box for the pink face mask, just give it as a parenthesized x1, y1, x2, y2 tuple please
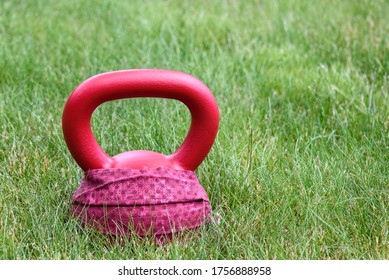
(72, 167, 212, 237)
(62, 70, 219, 239)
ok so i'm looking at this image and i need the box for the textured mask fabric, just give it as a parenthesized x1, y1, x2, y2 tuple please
(72, 167, 211, 237)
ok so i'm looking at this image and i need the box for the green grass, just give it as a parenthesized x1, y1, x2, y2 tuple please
(0, 0, 388, 259)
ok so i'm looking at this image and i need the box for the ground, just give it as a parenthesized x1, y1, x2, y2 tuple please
(0, 0, 388, 259)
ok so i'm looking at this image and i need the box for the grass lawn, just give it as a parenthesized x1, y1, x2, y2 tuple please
(0, 0, 388, 259)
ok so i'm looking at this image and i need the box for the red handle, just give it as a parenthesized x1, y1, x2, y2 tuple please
(62, 70, 219, 171)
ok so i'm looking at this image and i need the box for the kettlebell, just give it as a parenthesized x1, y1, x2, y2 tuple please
(62, 70, 219, 237)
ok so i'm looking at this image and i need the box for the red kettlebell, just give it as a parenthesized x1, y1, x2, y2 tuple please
(62, 69, 219, 171)
(62, 70, 219, 238)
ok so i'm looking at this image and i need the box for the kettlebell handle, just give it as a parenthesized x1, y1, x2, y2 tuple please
(62, 70, 219, 171)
